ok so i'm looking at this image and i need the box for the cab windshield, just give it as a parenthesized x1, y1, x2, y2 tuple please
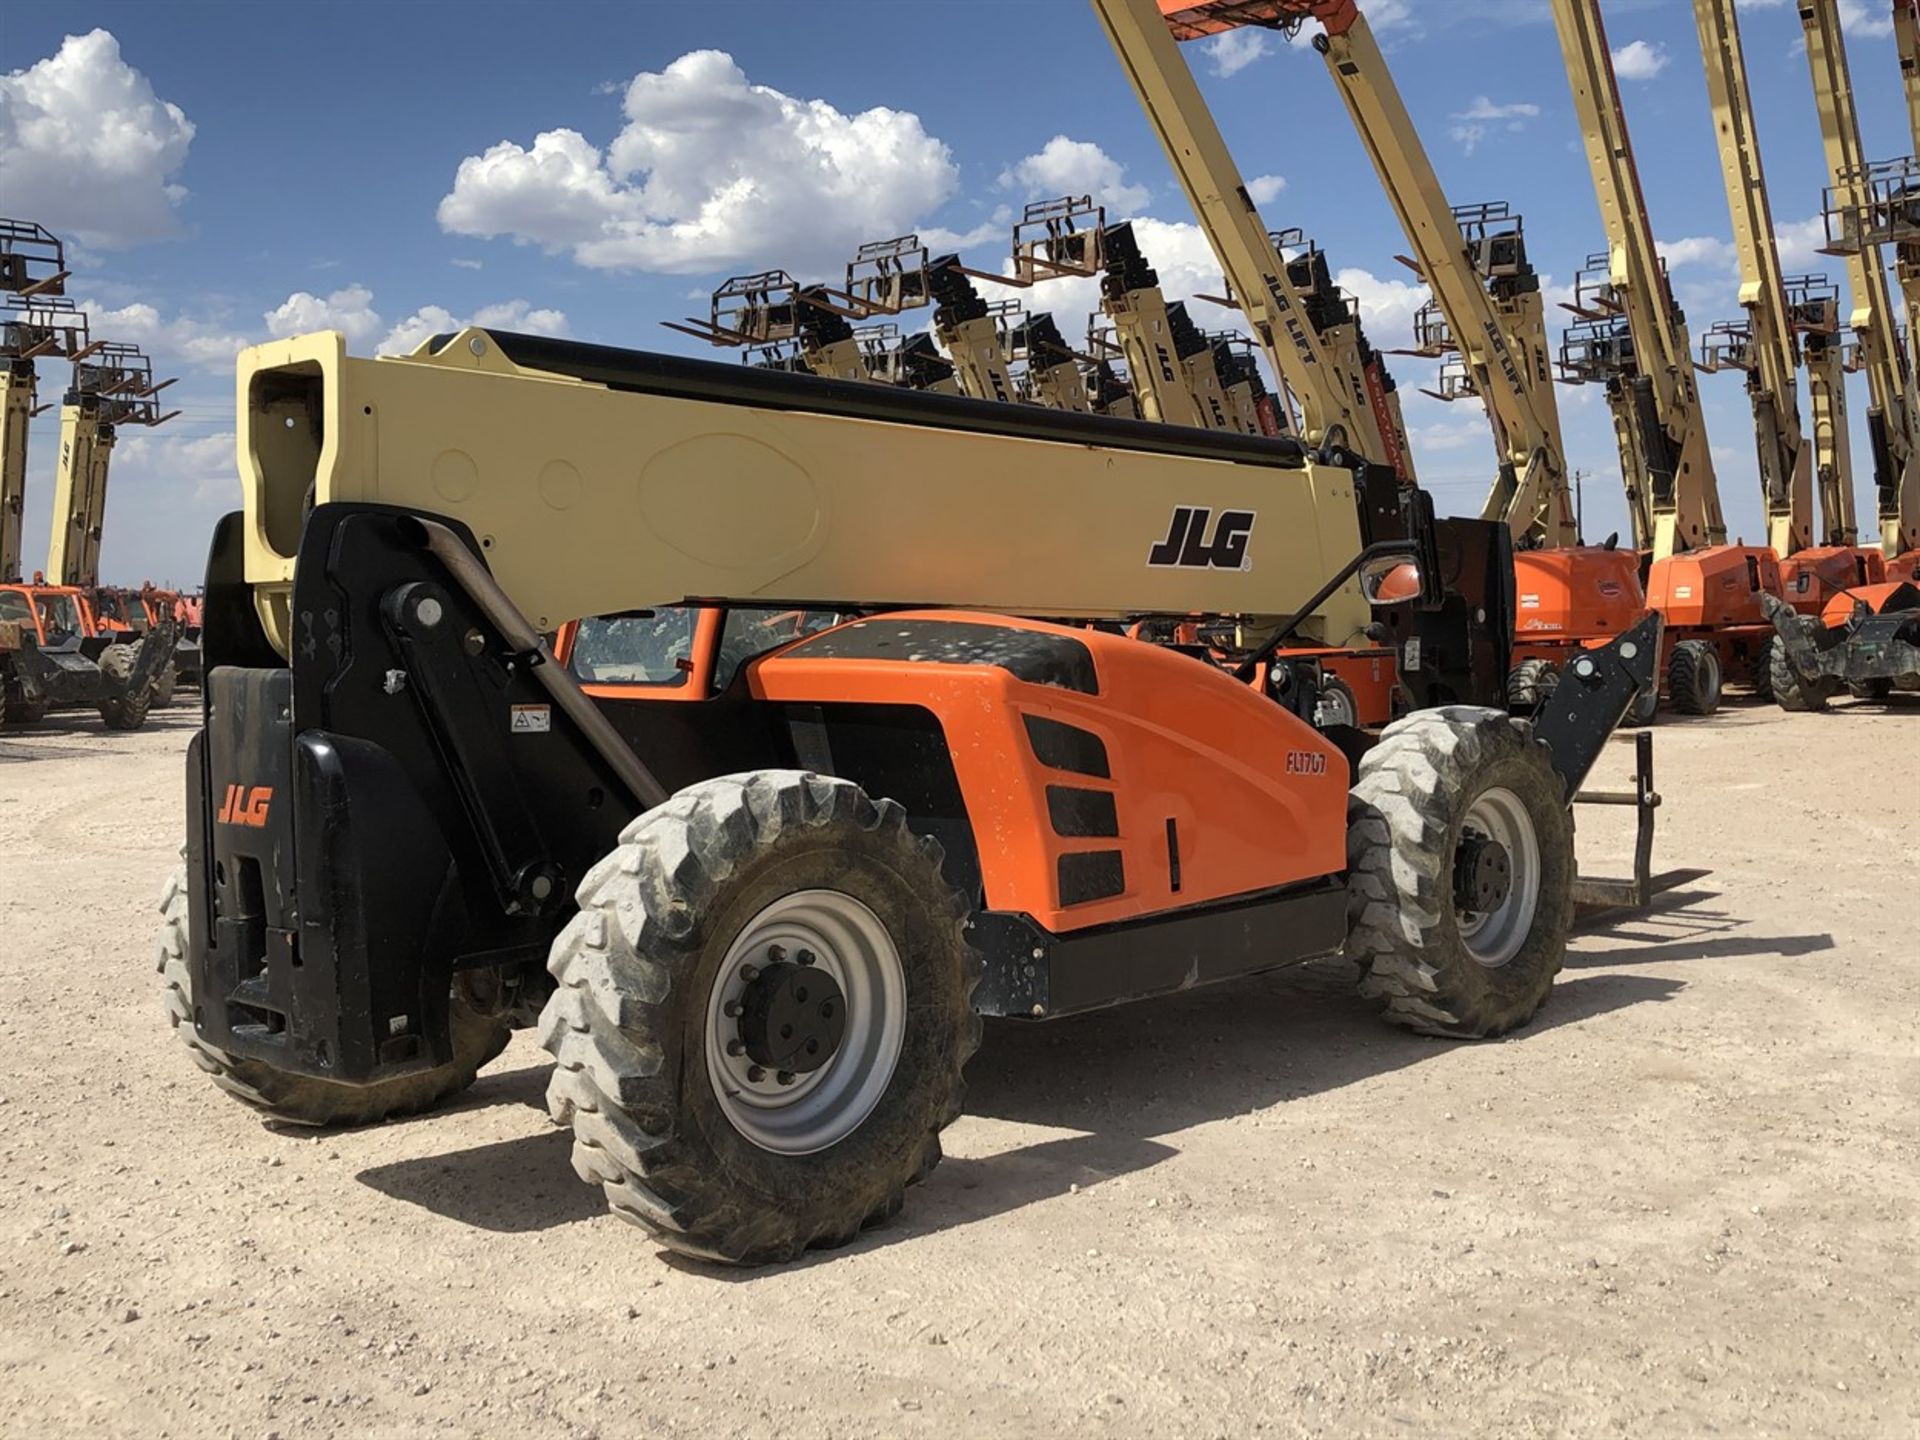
(0, 590, 34, 628)
(568, 607, 697, 686)
(715, 608, 848, 690)
(36, 593, 83, 642)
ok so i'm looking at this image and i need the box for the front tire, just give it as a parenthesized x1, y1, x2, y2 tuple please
(156, 867, 510, 1126)
(540, 771, 981, 1266)
(1345, 707, 1574, 1038)
(1770, 615, 1836, 712)
(97, 644, 152, 731)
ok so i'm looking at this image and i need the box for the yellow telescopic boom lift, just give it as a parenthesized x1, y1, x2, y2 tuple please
(1553, 0, 1724, 562)
(1285, 1, 1578, 546)
(1784, 274, 1858, 545)
(1691, 0, 1814, 562)
(2, 220, 102, 584)
(1802, 0, 1920, 565)
(46, 342, 179, 589)
(1092, 0, 1413, 477)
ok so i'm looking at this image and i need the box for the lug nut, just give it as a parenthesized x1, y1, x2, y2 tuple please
(726, 1040, 745, 1057)
(796, 949, 816, 967)
(766, 944, 786, 963)
(723, 1000, 741, 1018)
(747, 1066, 766, 1083)
(740, 964, 759, 983)
(776, 1071, 796, 1086)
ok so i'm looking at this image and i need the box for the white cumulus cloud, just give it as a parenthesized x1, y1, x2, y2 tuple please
(1657, 236, 1738, 271)
(1246, 174, 1287, 206)
(1204, 30, 1272, 77)
(1611, 40, 1670, 81)
(0, 29, 196, 248)
(264, 284, 385, 346)
(1838, 0, 1894, 35)
(378, 299, 569, 357)
(79, 300, 251, 373)
(437, 50, 957, 277)
(999, 136, 1150, 217)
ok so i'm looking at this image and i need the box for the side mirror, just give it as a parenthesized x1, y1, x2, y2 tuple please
(1359, 555, 1421, 605)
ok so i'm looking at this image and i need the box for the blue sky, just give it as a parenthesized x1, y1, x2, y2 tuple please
(3, 0, 1913, 584)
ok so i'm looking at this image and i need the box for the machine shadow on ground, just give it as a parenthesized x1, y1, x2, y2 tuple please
(354, 895, 1783, 1264)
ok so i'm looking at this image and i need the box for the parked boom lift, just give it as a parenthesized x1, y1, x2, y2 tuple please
(1553, 0, 1779, 716)
(46, 342, 179, 589)
(2, 220, 101, 585)
(1760, 0, 1920, 703)
(1094, 0, 1413, 477)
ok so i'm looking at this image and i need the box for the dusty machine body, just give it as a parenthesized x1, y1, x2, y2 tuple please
(0, 580, 172, 728)
(163, 324, 1666, 1263)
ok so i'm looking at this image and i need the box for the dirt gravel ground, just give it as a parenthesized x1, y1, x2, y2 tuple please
(1, 699, 1915, 1439)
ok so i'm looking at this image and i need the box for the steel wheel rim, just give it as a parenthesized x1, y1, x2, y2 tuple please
(704, 889, 906, 1155)
(1699, 646, 1722, 704)
(1314, 682, 1357, 728)
(1456, 786, 1542, 968)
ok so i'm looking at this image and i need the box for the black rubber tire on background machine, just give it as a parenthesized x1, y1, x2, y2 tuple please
(1344, 707, 1574, 1039)
(154, 662, 178, 708)
(156, 867, 511, 1126)
(1750, 637, 1776, 704)
(97, 643, 153, 731)
(1665, 639, 1722, 717)
(1770, 615, 1837, 712)
(540, 770, 982, 1266)
(1505, 658, 1560, 712)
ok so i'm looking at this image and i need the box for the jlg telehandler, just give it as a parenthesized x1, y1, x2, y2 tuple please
(159, 324, 1672, 1264)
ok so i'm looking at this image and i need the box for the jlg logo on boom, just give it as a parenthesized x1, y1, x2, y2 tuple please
(1147, 506, 1256, 570)
(217, 784, 273, 828)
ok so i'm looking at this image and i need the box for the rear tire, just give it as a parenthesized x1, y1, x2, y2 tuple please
(1345, 707, 1574, 1039)
(2, 678, 46, 725)
(97, 644, 152, 731)
(1750, 637, 1776, 703)
(1505, 658, 1560, 713)
(1770, 615, 1835, 712)
(540, 771, 981, 1266)
(156, 866, 510, 1126)
(1666, 639, 1722, 716)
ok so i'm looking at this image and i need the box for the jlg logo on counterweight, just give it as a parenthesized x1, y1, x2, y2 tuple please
(217, 784, 273, 828)
(1147, 506, 1256, 570)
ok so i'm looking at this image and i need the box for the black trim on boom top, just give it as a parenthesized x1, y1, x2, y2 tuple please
(434, 329, 1313, 471)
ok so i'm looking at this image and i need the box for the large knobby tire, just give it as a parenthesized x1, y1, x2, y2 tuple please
(1506, 658, 1560, 713)
(1750, 637, 1777, 704)
(1666, 639, 1722, 717)
(539, 770, 981, 1266)
(3, 678, 46, 725)
(1345, 707, 1575, 1038)
(156, 867, 511, 1126)
(97, 644, 153, 731)
(1770, 615, 1835, 712)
